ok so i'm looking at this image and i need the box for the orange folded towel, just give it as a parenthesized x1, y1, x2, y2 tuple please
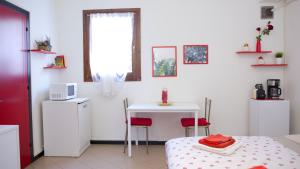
(249, 165, 267, 169)
(199, 134, 235, 148)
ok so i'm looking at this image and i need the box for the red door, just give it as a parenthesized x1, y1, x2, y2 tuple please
(0, 2, 32, 168)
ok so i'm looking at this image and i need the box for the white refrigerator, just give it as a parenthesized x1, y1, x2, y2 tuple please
(249, 99, 289, 137)
(42, 98, 91, 156)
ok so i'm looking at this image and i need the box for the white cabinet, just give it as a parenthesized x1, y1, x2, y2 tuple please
(0, 125, 20, 169)
(42, 98, 91, 156)
(249, 99, 289, 137)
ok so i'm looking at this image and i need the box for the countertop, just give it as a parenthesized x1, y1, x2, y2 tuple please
(0, 125, 18, 135)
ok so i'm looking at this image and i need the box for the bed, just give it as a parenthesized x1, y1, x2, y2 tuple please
(165, 136, 300, 169)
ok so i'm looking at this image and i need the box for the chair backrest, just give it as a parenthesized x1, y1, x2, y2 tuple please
(204, 97, 212, 123)
(123, 98, 129, 123)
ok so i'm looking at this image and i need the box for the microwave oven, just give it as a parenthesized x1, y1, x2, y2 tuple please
(49, 83, 77, 100)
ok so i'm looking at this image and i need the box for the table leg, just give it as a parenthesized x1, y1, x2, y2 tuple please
(194, 111, 198, 136)
(127, 111, 132, 157)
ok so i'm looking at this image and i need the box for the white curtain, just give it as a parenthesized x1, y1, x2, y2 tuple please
(89, 12, 134, 97)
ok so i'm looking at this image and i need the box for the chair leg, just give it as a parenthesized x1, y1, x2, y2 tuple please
(123, 126, 128, 153)
(207, 127, 210, 136)
(146, 127, 149, 154)
(185, 128, 189, 137)
(135, 127, 139, 145)
(204, 127, 208, 136)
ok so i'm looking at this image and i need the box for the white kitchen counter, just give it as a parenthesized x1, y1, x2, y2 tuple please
(0, 125, 20, 169)
(249, 99, 290, 137)
(0, 125, 18, 134)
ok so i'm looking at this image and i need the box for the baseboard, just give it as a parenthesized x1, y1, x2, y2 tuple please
(32, 151, 44, 162)
(31, 141, 164, 161)
(90, 140, 166, 145)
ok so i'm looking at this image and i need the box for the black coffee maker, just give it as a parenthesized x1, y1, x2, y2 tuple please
(267, 79, 282, 99)
(255, 84, 266, 99)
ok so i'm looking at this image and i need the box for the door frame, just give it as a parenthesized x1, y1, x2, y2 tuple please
(0, 0, 34, 161)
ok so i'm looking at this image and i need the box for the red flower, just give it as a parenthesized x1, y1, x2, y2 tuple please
(256, 27, 261, 31)
(256, 21, 274, 41)
(267, 24, 273, 30)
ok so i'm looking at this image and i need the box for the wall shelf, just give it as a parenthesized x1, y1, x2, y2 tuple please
(236, 51, 272, 54)
(251, 64, 288, 67)
(30, 49, 56, 54)
(43, 66, 67, 69)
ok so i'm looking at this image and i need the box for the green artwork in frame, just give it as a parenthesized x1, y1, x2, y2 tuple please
(152, 46, 177, 77)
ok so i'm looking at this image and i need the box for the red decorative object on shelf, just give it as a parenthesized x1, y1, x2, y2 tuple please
(162, 88, 168, 104)
(251, 64, 288, 67)
(43, 65, 66, 69)
(30, 49, 56, 54)
(236, 51, 272, 54)
(55, 55, 65, 67)
(255, 21, 273, 52)
(256, 40, 261, 52)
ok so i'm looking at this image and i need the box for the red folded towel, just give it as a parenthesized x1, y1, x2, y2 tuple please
(199, 134, 235, 148)
(203, 134, 233, 145)
(249, 165, 267, 169)
(199, 138, 235, 148)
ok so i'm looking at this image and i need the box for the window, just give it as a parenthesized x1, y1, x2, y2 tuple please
(83, 8, 141, 82)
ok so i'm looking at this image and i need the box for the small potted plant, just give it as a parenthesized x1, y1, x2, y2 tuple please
(275, 52, 284, 64)
(35, 36, 52, 51)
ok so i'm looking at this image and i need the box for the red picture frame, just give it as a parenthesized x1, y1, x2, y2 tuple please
(183, 45, 208, 64)
(152, 46, 177, 77)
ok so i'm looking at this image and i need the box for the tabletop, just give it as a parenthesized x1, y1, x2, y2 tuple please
(127, 102, 200, 113)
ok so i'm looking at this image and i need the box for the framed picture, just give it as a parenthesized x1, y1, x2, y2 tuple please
(261, 6, 274, 19)
(183, 45, 208, 64)
(152, 46, 177, 77)
(55, 55, 65, 67)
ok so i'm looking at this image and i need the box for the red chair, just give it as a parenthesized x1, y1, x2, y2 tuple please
(181, 97, 212, 137)
(123, 98, 152, 154)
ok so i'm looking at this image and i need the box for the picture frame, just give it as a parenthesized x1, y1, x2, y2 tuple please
(55, 55, 65, 67)
(183, 45, 208, 64)
(261, 6, 274, 19)
(152, 46, 177, 77)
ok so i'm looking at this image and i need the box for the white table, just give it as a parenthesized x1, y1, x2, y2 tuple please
(127, 102, 200, 157)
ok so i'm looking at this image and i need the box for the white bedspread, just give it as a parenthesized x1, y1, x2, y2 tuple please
(165, 136, 300, 169)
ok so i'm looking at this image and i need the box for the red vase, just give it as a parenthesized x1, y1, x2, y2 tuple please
(256, 39, 261, 52)
(162, 88, 168, 104)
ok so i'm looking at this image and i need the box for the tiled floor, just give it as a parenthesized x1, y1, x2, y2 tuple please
(25, 144, 167, 169)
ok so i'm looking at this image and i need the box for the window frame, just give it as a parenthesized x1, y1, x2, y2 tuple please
(83, 8, 141, 82)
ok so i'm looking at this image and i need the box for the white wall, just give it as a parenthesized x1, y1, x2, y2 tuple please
(5, 0, 294, 157)
(7, 0, 59, 156)
(285, 0, 300, 134)
(54, 0, 285, 141)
